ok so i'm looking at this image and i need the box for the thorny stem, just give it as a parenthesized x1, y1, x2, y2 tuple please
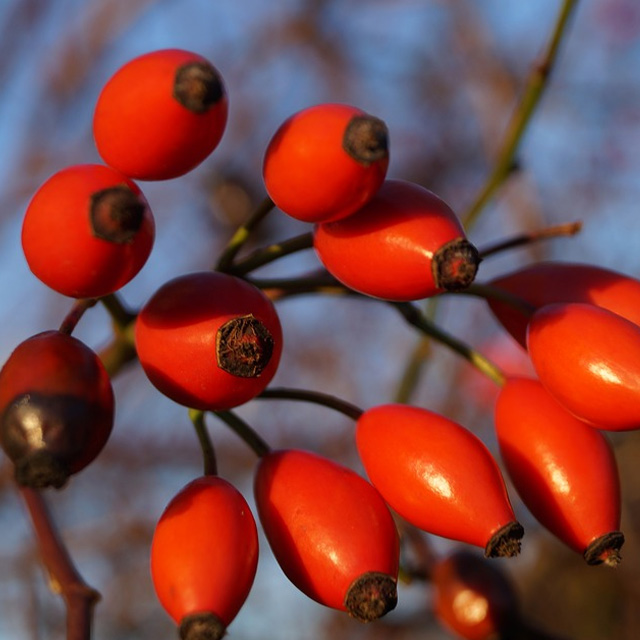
(213, 410, 271, 458)
(189, 409, 217, 476)
(462, 0, 579, 230)
(479, 220, 583, 258)
(58, 299, 98, 335)
(227, 232, 314, 276)
(391, 302, 507, 387)
(215, 196, 276, 272)
(20, 488, 100, 640)
(258, 388, 363, 420)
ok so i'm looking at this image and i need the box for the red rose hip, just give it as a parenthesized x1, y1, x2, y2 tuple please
(94, 48, 228, 180)
(263, 103, 389, 223)
(22, 164, 154, 298)
(254, 449, 399, 621)
(151, 476, 258, 639)
(356, 404, 522, 557)
(135, 271, 282, 411)
(495, 377, 623, 565)
(0, 331, 114, 488)
(313, 180, 480, 301)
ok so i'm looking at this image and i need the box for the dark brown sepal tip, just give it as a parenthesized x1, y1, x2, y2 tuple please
(484, 521, 524, 558)
(432, 237, 481, 291)
(173, 61, 225, 114)
(90, 186, 146, 244)
(344, 571, 398, 623)
(14, 449, 69, 490)
(343, 115, 389, 166)
(583, 531, 624, 567)
(179, 611, 226, 640)
(216, 314, 274, 378)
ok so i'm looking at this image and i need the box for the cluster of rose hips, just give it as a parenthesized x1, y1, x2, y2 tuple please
(0, 47, 637, 640)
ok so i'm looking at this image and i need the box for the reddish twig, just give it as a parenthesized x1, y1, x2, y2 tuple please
(58, 298, 98, 335)
(479, 220, 583, 258)
(20, 487, 100, 640)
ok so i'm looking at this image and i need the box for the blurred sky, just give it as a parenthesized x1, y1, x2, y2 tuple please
(0, 1, 639, 639)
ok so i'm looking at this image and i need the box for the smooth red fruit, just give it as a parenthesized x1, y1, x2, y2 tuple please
(527, 302, 640, 431)
(263, 103, 389, 223)
(22, 164, 154, 298)
(487, 261, 640, 348)
(495, 377, 623, 565)
(94, 48, 228, 180)
(356, 405, 522, 557)
(0, 331, 114, 488)
(432, 549, 520, 640)
(135, 271, 282, 411)
(150, 476, 258, 639)
(254, 449, 399, 621)
(313, 180, 480, 301)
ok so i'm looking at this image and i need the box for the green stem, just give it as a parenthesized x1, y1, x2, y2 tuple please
(391, 302, 506, 387)
(100, 293, 137, 330)
(229, 232, 314, 276)
(58, 298, 98, 335)
(462, 0, 579, 230)
(258, 388, 363, 420)
(394, 333, 433, 405)
(97, 332, 137, 377)
(213, 410, 271, 458)
(215, 196, 275, 272)
(189, 409, 217, 476)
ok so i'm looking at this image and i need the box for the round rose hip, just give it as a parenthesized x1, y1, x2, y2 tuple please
(135, 271, 282, 411)
(263, 103, 389, 223)
(94, 48, 228, 180)
(22, 164, 154, 298)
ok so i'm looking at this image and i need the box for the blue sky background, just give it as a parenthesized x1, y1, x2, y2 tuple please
(0, 1, 639, 638)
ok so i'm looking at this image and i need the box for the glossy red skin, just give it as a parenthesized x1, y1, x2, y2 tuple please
(135, 271, 282, 411)
(495, 377, 621, 555)
(22, 164, 154, 298)
(432, 549, 520, 640)
(0, 331, 114, 474)
(355, 405, 517, 550)
(263, 103, 388, 223)
(94, 49, 228, 180)
(313, 180, 468, 301)
(150, 476, 258, 626)
(527, 302, 640, 430)
(254, 449, 399, 611)
(487, 261, 640, 348)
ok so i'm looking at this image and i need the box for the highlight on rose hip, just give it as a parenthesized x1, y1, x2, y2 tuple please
(2, 1, 639, 638)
